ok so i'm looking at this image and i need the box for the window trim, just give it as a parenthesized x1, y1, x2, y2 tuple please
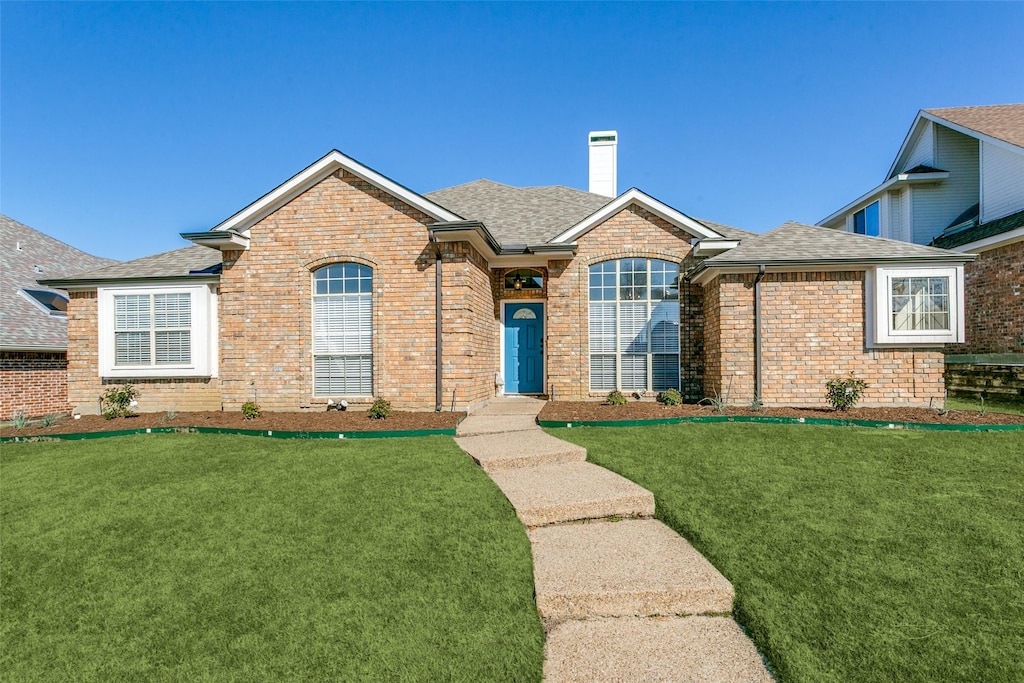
(867, 266, 964, 346)
(98, 284, 215, 378)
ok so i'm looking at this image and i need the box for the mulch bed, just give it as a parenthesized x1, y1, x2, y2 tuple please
(538, 401, 1024, 426)
(3, 410, 465, 437)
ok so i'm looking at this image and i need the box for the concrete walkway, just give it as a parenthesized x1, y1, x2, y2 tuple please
(455, 397, 772, 682)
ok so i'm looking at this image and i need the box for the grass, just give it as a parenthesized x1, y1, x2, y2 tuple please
(1, 434, 543, 682)
(549, 423, 1024, 683)
(946, 395, 1024, 416)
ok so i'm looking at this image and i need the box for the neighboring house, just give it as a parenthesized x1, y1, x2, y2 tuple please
(1, 215, 116, 419)
(42, 133, 974, 414)
(819, 104, 1024, 400)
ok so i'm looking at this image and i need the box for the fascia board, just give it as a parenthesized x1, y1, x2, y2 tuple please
(920, 112, 1024, 157)
(180, 230, 250, 250)
(37, 275, 221, 291)
(817, 172, 947, 226)
(550, 188, 723, 244)
(0, 344, 67, 353)
(886, 111, 929, 179)
(211, 150, 462, 234)
(689, 257, 975, 286)
(953, 226, 1024, 253)
(693, 240, 739, 256)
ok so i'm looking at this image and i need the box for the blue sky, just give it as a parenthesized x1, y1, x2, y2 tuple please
(3, 2, 1022, 262)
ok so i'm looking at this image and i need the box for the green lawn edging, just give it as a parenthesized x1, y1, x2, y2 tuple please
(0, 425, 457, 443)
(538, 414, 1024, 432)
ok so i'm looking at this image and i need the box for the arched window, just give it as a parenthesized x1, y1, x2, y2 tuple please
(312, 263, 372, 395)
(589, 258, 679, 391)
(504, 268, 544, 291)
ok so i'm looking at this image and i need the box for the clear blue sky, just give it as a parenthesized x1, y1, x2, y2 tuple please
(3, 2, 1022, 262)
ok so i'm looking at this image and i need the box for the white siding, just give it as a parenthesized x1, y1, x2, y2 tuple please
(900, 121, 934, 173)
(911, 125, 979, 244)
(980, 141, 1024, 222)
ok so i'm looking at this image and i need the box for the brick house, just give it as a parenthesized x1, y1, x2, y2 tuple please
(1, 215, 116, 419)
(819, 105, 1024, 401)
(43, 134, 975, 414)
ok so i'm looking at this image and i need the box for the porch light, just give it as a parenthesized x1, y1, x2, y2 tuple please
(512, 273, 524, 290)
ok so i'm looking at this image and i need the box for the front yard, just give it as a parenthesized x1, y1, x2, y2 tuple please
(550, 423, 1024, 683)
(1, 434, 543, 681)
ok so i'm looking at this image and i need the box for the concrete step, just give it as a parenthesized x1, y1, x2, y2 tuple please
(543, 616, 773, 682)
(456, 414, 540, 436)
(455, 430, 586, 473)
(530, 519, 733, 624)
(488, 462, 654, 527)
(473, 397, 547, 416)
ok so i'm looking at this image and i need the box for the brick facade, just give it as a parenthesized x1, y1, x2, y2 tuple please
(0, 351, 69, 419)
(956, 241, 1024, 355)
(703, 272, 946, 408)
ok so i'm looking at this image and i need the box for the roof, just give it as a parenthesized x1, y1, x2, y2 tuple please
(40, 245, 222, 286)
(1, 214, 117, 351)
(925, 104, 1024, 149)
(425, 180, 610, 245)
(931, 207, 1024, 250)
(701, 221, 973, 269)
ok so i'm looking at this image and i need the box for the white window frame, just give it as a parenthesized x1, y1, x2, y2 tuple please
(311, 263, 374, 398)
(98, 284, 216, 378)
(867, 266, 965, 346)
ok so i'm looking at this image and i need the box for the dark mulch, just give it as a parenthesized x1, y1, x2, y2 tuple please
(538, 401, 1024, 425)
(3, 410, 465, 437)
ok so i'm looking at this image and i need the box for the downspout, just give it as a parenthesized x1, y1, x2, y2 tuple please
(430, 233, 443, 412)
(753, 265, 766, 403)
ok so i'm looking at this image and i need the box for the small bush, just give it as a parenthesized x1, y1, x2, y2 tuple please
(750, 395, 765, 412)
(101, 384, 138, 419)
(699, 393, 728, 414)
(606, 390, 627, 406)
(657, 389, 682, 406)
(369, 398, 392, 420)
(825, 373, 869, 411)
(241, 401, 261, 420)
(11, 410, 28, 429)
(41, 413, 59, 427)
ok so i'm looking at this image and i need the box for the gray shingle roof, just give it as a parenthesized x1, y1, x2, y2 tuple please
(44, 244, 222, 283)
(703, 222, 972, 267)
(931, 207, 1024, 250)
(925, 104, 1024, 149)
(425, 180, 611, 245)
(1, 214, 117, 350)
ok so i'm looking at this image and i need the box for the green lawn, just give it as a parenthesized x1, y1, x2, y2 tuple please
(1, 434, 543, 682)
(550, 423, 1024, 683)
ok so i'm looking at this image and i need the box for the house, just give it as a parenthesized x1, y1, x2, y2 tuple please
(41, 132, 974, 414)
(1, 215, 116, 419)
(819, 104, 1024, 400)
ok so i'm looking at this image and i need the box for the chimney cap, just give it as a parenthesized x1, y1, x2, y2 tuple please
(588, 130, 618, 145)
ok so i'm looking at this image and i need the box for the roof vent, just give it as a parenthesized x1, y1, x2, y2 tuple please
(588, 130, 618, 198)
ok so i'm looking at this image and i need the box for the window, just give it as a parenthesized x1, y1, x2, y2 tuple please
(114, 293, 191, 365)
(504, 268, 544, 291)
(869, 267, 964, 345)
(313, 263, 372, 395)
(97, 284, 214, 378)
(853, 202, 880, 236)
(588, 258, 679, 391)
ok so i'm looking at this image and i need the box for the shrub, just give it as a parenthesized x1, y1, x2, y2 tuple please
(368, 398, 392, 420)
(606, 390, 627, 406)
(657, 389, 682, 406)
(698, 393, 728, 414)
(41, 413, 59, 427)
(11, 410, 28, 429)
(101, 384, 138, 420)
(241, 401, 261, 420)
(750, 395, 764, 412)
(825, 373, 869, 411)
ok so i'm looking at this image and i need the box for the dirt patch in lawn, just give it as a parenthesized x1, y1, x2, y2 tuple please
(538, 401, 1024, 426)
(3, 409, 465, 437)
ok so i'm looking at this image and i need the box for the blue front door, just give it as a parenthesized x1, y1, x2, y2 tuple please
(504, 303, 544, 394)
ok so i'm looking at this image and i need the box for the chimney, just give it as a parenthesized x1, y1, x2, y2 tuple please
(588, 130, 618, 197)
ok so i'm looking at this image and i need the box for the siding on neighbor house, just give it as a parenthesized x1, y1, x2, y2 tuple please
(980, 141, 1024, 223)
(545, 204, 701, 401)
(901, 120, 934, 172)
(911, 126, 979, 244)
(0, 351, 69, 419)
(66, 291, 222, 415)
(703, 272, 946, 408)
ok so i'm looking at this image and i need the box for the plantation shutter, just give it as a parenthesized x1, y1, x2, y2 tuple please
(114, 293, 191, 366)
(313, 264, 373, 395)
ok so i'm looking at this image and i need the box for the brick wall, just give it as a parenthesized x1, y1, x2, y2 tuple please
(441, 242, 498, 410)
(66, 291, 222, 415)
(546, 204, 698, 400)
(704, 271, 946, 408)
(955, 241, 1024, 355)
(1, 351, 69, 419)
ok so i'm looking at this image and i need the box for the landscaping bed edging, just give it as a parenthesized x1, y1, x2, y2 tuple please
(539, 415, 1024, 432)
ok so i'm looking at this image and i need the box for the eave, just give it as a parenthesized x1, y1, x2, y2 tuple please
(817, 171, 950, 227)
(180, 229, 250, 251)
(37, 274, 221, 291)
(688, 255, 975, 286)
(429, 222, 577, 267)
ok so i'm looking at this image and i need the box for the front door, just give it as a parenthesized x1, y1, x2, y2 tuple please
(504, 303, 544, 394)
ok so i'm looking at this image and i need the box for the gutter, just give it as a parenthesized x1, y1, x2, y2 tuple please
(753, 265, 766, 403)
(429, 232, 444, 412)
(37, 275, 221, 290)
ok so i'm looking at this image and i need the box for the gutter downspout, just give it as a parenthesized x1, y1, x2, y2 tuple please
(753, 265, 766, 403)
(430, 233, 443, 412)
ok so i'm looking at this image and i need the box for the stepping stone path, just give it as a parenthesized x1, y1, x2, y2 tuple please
(455, 397, 772, 682)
